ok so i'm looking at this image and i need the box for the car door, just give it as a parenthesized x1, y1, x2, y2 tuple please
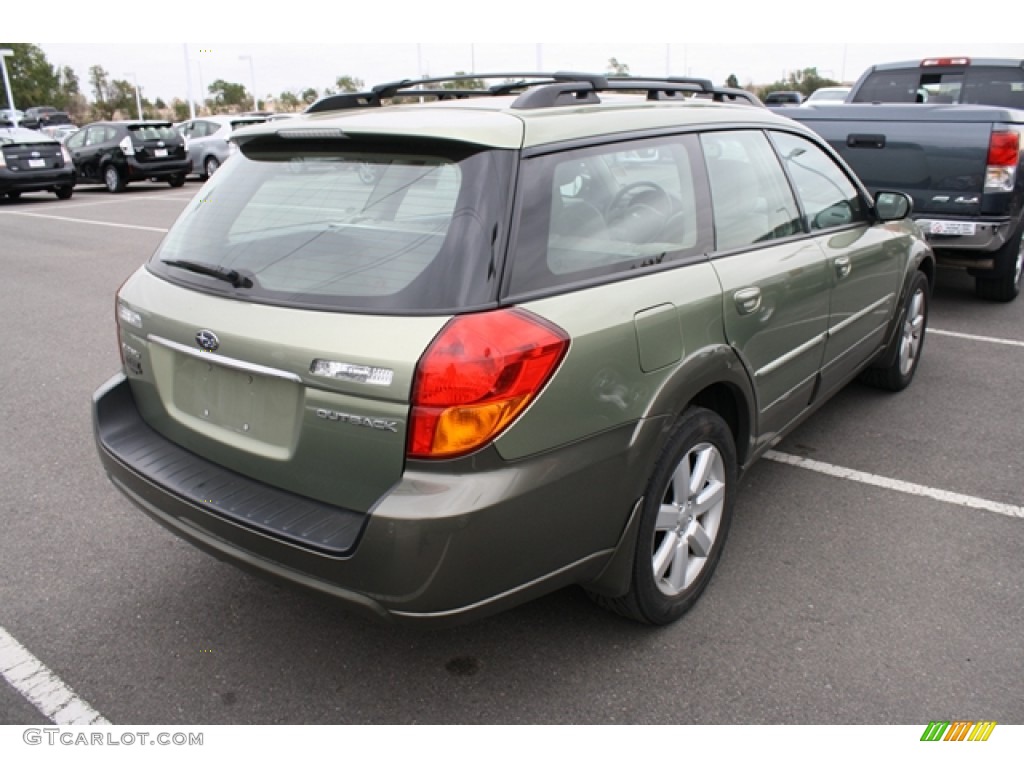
(701, 130, 830, 444)
(67, 125, 107, 182)
(769, 131, 904, 397)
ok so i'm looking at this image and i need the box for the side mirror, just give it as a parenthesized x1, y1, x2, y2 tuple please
(874, 191, 912, 222)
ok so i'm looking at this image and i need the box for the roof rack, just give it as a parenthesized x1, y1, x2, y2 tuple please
(305, 72, 763, 113)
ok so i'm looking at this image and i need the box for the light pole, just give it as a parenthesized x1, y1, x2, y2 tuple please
(239, 55, 257, 112)
(0, 48, 17, 126)
(125, 72, 143, 119)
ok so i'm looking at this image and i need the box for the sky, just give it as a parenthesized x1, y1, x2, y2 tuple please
(6, 3, 1024, 105)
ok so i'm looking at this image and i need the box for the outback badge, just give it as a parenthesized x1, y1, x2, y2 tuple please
(195, 330, 220, 352)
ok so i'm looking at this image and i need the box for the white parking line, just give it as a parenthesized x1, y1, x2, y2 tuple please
(49, 195, 193, 211)
(930, 328, 1024, 349)
(766, 451, 1024, 519)
(0, 210, 168, 233)
(0, 626, 109, 725)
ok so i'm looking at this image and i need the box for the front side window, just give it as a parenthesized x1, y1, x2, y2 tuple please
(700, 130, 802, 251)
(508, 135, 709, 295)
(149, 139, 513, 313)
(770, 132, 867, 231)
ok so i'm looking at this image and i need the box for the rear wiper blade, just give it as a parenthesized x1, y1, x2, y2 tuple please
(161, 259, 255, 289)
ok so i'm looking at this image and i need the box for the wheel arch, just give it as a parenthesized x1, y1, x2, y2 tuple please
(642, 344, 757, 468)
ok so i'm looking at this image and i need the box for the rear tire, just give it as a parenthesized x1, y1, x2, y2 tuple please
(167, 173, 186, 188)
(103, 164, 125, 193)
(592, 407, 736, 625)
(55, 186, 73, 200)
(860, 270, 929, 392)
(6, 191, 21, 200)
(204, 156, 220, 178)
(974, 222, 1022, 302)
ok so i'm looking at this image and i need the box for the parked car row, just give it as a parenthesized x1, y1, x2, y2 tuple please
(0, 113, 288, 199)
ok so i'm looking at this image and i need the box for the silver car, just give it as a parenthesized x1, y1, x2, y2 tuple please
(176, 115, 267, 180)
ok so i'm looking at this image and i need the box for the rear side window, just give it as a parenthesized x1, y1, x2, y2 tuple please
(507, 135, 710, 296)
(150, 140, 513, 313)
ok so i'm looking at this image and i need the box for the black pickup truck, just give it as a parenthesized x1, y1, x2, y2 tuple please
(776, 57, 1024, 302)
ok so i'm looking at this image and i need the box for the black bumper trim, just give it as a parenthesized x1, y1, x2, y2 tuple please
(94, 375, 365, 556)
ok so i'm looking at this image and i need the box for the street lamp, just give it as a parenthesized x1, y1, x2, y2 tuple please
(0, 48, 17, 126)
(239, 55, 257, 112)
(125, 72, 143, 120)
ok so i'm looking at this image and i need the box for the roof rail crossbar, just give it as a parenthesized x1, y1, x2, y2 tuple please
(305, 71, 764, 113)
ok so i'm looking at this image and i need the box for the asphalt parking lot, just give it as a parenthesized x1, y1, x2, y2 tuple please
(1, 183, 1022, 727)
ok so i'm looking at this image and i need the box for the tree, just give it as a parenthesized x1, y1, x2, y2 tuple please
(208, 79, 248, 109)
(335, 75, 364, 93)
(606, 57, 630, 76)
(758, 67, 839, 99)
(725, 74, 740, 89)
(89, 67, 137, 119)
(442, 72, 484, 90)
(301, 87, 319, 105)
(278, 90, 301, 111)
(0, 43, 71, 110)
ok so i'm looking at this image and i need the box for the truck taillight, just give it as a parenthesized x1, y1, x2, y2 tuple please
(985, 131, 1020, 193)
(408, 309, 569, 459)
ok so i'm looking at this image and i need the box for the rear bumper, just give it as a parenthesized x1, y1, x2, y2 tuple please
(93, 373, 658, 625)
(915, 215, 1017, 264)
(0, 167, 75, 194)
(125, 158, 190, 181)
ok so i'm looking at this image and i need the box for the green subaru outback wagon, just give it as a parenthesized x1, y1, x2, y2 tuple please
(93, 73, 935, 626)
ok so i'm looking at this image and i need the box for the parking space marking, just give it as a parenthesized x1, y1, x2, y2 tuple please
(930, 328, 1024, 349)
(0, 626, 109, 725)
(0, 210, 168, 233)
(46, 195, 193, 211)
(766, 451, 1024, 519)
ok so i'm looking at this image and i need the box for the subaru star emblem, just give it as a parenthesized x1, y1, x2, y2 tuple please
(195, 330, 220, 352)
(31, 150, 40, 158)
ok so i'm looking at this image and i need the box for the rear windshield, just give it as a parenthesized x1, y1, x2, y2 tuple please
(149, 139, 514, 313)
(0, 128, 58, 146)
(128, 125, 181, 142)
(852, 65, 1024, 107)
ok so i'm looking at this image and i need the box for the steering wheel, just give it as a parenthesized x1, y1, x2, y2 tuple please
(606, 181, 674, 242)
(607, 181, 673, 224)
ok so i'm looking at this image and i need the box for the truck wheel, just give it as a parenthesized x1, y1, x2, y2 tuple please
(861, 270, 929, 392)
(167, 173, 186, 188)
(590, 407, 736, 625)
(975, 223, 1023, 302)
(55, 186, 73, 200)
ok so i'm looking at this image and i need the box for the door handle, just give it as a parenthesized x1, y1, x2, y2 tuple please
(734, 287, 762, 315)
(835, 256, 852, 279)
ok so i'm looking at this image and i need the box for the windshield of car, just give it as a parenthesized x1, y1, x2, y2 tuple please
(149, 139, 514, 313)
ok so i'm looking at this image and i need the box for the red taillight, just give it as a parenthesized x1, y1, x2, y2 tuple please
(409, 308, 569, 459)
(988, 131, 1020, 167)
(920, 57, 970, 67)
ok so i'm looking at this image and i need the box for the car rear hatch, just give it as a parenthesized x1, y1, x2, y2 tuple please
(126, 122, 187, 163)
(0, 130, 67, 171)
(111, 128, 517, 545)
